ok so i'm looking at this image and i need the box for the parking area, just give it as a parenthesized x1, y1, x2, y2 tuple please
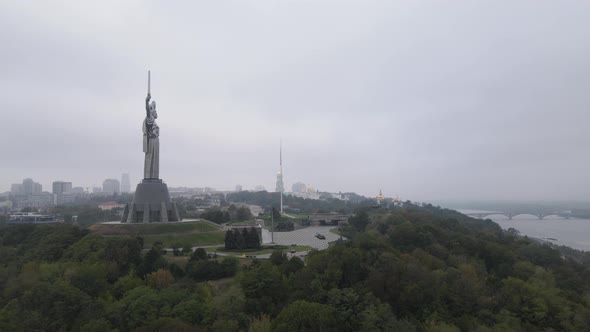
(261, 226, 342, 250)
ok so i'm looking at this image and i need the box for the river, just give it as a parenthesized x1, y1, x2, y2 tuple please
(458, 209, 590, 251)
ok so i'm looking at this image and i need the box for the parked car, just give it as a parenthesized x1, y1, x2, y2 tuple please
(315, 233, 326, 239)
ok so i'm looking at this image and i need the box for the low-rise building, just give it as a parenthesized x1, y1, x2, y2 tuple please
(10, 184, 23, 194)
(12, 192, 56, 209)
(9, 212, 57, 223)
(56, 194, 77, 205)
(292, 182, 306, 193)
(98, 201, 125, 210)
(71, 187, 85, 194)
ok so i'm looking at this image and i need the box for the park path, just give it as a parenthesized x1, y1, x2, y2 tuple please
(261, 226, 341, 250)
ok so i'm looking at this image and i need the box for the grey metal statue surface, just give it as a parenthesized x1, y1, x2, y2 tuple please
(121, 70, 180, 223)
(143, 71, 159, 179)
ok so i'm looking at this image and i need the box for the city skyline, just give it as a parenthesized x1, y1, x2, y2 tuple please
(4, 175, 340, 196)
(2, 2, 590, 201)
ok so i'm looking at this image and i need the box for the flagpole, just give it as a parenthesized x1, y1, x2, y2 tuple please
(271, 207, 274, 243)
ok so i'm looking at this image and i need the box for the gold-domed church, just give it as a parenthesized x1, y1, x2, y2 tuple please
(376, 189, 384, 204)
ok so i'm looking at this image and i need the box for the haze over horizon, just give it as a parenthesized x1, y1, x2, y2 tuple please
(2, 1, 590, 201)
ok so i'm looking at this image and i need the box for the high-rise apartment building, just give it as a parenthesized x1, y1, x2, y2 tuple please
(121, 173, 131, 193)
(52, 181, 72, 195)
(22, 178, 34, 195)
(22, 178, 42, 195)
(102, 179, 120, 194)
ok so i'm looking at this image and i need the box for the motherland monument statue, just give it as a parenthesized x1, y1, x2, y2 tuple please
(122, 71, 180, 223)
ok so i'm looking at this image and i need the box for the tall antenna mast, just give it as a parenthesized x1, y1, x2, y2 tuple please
(274, 139, 285, 215)
(280, 139, 282, 174)
(280, 139, 283, 213)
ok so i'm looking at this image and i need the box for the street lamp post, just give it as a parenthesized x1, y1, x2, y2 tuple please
(271, 208, 274, 244)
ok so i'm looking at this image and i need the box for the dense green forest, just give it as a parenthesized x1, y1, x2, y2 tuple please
(1, 203, 590, 331)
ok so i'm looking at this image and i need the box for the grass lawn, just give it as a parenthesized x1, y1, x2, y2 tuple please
(227, 220, 257, 226)
(142, 231, 225, 248)
(89, 221, 221, 236)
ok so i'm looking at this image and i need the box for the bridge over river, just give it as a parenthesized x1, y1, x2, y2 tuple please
(465, 211, 572, 220)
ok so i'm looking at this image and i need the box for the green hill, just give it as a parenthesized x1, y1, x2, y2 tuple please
(88, 220, 225, 248)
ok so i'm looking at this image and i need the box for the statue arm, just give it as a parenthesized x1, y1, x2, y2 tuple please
(145, 94, 151, 117)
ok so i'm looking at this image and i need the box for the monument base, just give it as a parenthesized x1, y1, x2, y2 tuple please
(122, 179, 180, 223)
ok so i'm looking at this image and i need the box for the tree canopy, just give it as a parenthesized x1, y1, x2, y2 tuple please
(1, 202, 590, 331)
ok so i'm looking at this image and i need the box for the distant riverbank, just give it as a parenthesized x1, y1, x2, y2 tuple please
(457, 209, 590, 251)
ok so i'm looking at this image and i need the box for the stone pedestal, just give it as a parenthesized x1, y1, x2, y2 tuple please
(122, 179, 180, 223)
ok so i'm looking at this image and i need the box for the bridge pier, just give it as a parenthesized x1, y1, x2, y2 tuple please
(465, 211, 571, 220)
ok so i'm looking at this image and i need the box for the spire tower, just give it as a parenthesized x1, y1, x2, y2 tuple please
(275, 140, 284, 213)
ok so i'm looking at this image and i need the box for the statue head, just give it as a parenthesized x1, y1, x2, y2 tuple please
(149, 100, 158, 119)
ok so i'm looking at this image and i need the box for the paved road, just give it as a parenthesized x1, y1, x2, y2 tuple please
(262, 226, 342, 250)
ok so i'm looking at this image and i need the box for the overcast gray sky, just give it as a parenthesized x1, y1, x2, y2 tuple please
(2, 1, 590, 201)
